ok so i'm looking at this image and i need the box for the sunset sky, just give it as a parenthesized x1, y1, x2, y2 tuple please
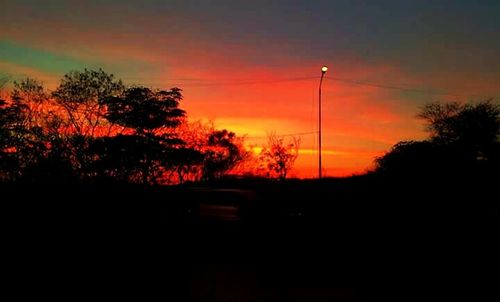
(1, 0, 499, 177)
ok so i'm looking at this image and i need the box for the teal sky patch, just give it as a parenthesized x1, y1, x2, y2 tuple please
(0, 40, 94, 74)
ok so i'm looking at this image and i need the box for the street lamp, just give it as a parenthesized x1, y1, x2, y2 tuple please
(319, 65, 328, 179)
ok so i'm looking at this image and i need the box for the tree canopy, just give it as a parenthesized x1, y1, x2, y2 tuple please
(376, 100, 500, 176)
(105, 86, 185, 133)
(417, 100, 499, 148)
(259, 133, 300, 180)
(0, 68, 248, 184)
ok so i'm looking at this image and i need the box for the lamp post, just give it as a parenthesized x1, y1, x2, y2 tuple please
(319, 65, 328, 179)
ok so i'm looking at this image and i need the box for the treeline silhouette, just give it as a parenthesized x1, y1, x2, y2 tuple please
(0, 69, 249, 185)
(4, 68, 497, 186)
(375, 100, 500, 179)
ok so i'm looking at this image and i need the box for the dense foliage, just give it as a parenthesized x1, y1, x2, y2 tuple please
(0, 69, 248, 184)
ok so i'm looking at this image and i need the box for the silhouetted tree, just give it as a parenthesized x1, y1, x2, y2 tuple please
(418, 100, 499, 141)
(173, 121, 248, 182)
(163, 146, 204, 184)
(105, 86, 185, 134)
(47, 69, 126, 178)
(10, 78, 83, 182)
(0, 74, 8, 154)
(376, 100, 500, 176)
(202, 129, 246, 181)
(0, 79, 51, 181)
(52, 68, 125, 137)
(0, 98, 17, 180)
(259, 133, 300, 180)
(418, 100, 499, 161)
(101, 86, 186, 184)
(174, 121, 215, 182)
(11, 78, 50, 129)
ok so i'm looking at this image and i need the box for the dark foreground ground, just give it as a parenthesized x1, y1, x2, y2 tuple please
(2, 174, 499, 301)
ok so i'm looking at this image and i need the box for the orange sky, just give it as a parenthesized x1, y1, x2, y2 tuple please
(1, 1, 499, 177)
(178, 65, 426, 177)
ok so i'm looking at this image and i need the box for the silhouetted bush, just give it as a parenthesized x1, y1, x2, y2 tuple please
(376, 100, 500, 178)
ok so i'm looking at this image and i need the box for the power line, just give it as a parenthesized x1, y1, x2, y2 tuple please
(246, 131, 318, 139)
(143, 76, 480, 98)
(133, 76, 490, 98)
(5, 72, 316, 85)
(163, 77, 317, 87)
(325, 76, 463, 97)
(5, 72, 496, 98)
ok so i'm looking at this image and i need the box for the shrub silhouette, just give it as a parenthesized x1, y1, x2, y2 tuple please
(376, 100, 500, 177)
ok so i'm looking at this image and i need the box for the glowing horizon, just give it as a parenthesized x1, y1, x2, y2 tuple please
(1, 0, 499, 177)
